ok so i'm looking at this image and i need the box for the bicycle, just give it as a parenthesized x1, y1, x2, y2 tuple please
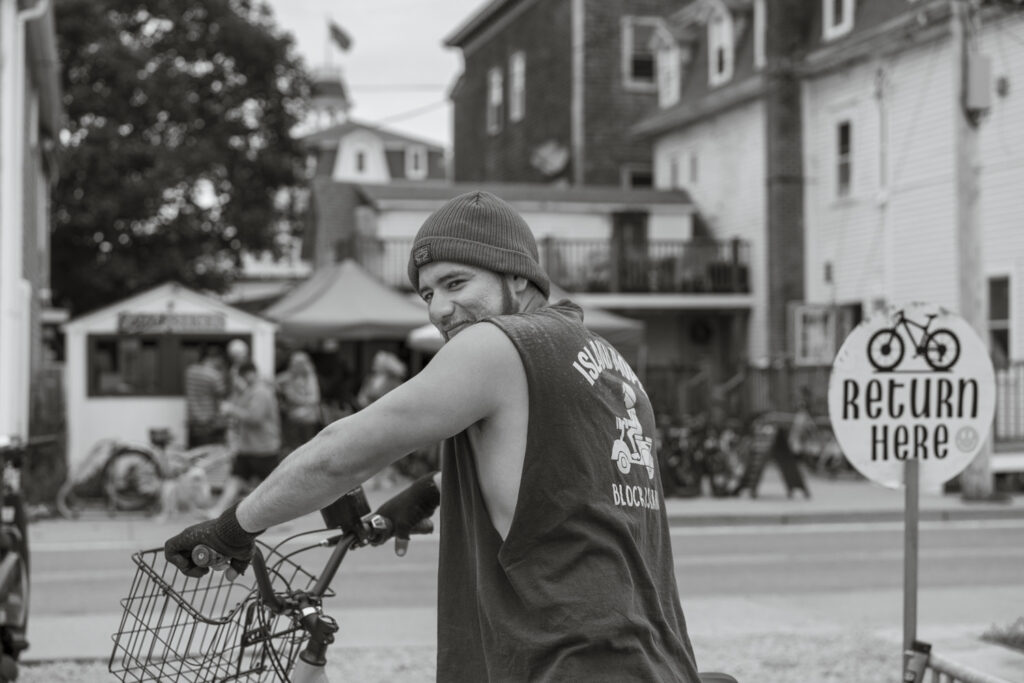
(0, 434, 56, 682)
(110, 486, 739, 683)
(867, 309, 960, 371)
(56, 428, 232, 519)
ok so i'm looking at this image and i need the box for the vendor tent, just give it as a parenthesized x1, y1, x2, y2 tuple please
(264, 259, 428, 339)
(406, 285, 644, 353)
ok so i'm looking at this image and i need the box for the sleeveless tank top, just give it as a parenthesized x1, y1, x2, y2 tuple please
(436, 301, 700, 682)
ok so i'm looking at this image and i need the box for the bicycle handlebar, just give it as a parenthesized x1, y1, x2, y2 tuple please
(191, 513, 434, 612)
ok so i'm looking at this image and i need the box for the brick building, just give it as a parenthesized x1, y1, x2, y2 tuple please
(445, 0, 681, 187)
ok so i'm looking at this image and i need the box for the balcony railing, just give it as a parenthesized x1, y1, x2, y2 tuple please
(339, 236, 751, 295)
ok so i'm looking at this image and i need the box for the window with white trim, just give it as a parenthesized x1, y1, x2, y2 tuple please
(708, 9, 734, 87)
(791, 302, 861, 365)
(486, 67, 503, 135)
(669, 155, 681, 189)
(836, 120, 852, 197)
(509, 51, 526, 123)
(355, 149, 366, 174)
(622, 165, 653, 189)
(622, 17, 661, 89)
(689, 151, 699, 184)
(989, 276, 1011, 368)
(823, 0, 855, 41)
(405, 145, 427, 180)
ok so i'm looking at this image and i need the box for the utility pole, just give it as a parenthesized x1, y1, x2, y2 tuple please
(952, 0, 993, 499)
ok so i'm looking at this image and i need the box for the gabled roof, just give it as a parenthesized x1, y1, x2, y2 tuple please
(632, 0, 762, 138)
(64, 282, 276, 332)
(444, 0, 518, 47)
(299, 119, 445, 151)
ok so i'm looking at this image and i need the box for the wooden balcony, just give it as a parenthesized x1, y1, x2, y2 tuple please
(339, 236, 751, 296)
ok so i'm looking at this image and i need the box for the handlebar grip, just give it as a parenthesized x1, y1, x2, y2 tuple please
(191, 545, 239, 580)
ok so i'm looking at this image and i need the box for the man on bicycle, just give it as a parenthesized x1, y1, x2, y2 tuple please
(166, 190, 702, 682)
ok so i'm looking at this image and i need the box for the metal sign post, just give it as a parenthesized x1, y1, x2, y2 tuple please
(827, 302, 996, 683)
(903, 457, 919, 655)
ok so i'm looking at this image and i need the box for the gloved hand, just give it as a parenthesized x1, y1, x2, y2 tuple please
(163, 503, 262, 578)
(371, 472, 440, 556)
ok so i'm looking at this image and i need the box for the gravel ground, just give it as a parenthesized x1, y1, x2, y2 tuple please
(21, 631, 902, 682)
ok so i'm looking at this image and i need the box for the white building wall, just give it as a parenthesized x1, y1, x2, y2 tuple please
(803, 16, 1024, 365)
(332, 130, 391, 183)
(980, 14, 1024, 361)
(651, 99, 769, 361)
(64, 286, 276, 469)
(802, 37, 958, 316)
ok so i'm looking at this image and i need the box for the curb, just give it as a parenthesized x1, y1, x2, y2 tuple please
(666, 506, 1024, 527)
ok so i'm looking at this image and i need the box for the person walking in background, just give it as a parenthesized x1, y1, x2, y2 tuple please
(355, 351, 407, 409)
(276, 351, 322, 451)
(184, 346, 227, 448)
(207, 361, 281, 518)
(226, 338, 251, 400)
(355, 350, 409, 489)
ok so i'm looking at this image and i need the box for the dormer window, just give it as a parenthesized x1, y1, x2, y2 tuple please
(708, 10, 734, 87)
(486, 67, 504, 135)
(405, 145, 427, 180)
(509, 51, 526, 123)
(823, 0, 855, 41)
(622, 17, 664, 91)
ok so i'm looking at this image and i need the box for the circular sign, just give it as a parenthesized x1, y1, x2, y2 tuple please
(827, 302, 996, 490)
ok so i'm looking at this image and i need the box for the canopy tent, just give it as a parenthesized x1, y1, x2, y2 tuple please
(263, 259, 428, 340)
(406, 285, 644, 354)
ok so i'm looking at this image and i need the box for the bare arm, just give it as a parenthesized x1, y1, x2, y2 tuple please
(235, 324, 515, 532)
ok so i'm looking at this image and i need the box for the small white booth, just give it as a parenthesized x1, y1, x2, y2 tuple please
(63, 283, 277, 470)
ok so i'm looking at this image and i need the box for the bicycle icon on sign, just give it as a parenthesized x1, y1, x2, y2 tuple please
(867, 309, 961, 372)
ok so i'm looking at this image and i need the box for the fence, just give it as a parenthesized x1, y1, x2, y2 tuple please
(340, 235, 751, 296)
(920, 651, 1016, 683)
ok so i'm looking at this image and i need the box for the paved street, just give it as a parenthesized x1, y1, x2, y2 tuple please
(27, 517, 1024, 662)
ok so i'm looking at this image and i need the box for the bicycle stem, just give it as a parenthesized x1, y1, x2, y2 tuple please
(311, 533, 358, 599)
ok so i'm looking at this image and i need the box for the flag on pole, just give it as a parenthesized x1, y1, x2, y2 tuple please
(328, 20, 352, 51)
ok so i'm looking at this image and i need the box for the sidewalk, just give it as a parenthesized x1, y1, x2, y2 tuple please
(29, 466, 1023, 550)
(662, 466, 1022, 526)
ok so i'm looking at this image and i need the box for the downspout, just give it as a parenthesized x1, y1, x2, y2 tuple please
(571, 0, 585, 186)
(0, 0, 51, 438)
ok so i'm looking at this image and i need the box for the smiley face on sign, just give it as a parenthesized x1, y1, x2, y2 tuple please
(827, 302, 996, 490)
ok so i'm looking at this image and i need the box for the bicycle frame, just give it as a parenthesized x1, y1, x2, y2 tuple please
(891, 311, 934, 353)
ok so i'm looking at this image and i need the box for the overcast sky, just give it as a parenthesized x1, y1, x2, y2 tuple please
(263, 0, 488, 148)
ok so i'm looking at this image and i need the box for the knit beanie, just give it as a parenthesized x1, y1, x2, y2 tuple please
(407, 191, 551, 298)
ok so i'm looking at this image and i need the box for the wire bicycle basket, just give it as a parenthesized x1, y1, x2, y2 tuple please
(110, 542, 324, 682)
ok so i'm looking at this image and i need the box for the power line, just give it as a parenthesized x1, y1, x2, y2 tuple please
(375, 99, 449, 124)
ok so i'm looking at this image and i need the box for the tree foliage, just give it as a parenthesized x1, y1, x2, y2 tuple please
(52, 0, 310, 314)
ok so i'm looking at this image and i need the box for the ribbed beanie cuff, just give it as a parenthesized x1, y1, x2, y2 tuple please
(408, 191, 550, 298)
